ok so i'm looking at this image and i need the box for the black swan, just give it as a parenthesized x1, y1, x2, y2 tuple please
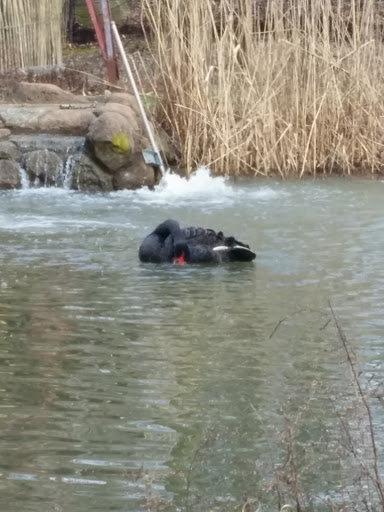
(138, 219, 256, 264)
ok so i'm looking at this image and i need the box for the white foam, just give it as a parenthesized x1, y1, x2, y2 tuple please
(129, 166, 285, 206)
(0, 216, 57, 231)
(131, 166, 234, 206)
(158, 166, 231, 196)
(8, 187, 73, 198)
(4, 165, 286, 210)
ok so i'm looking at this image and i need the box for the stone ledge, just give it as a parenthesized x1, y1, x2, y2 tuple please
(0, 82, 171, 191)
(0, 104, 95, 135)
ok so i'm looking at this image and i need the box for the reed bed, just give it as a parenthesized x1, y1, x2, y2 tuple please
(144, 0, 384, 177)
(0, 0, 63, 70)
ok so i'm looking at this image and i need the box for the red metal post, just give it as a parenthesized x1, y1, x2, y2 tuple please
(84, 0, 106, 57)
(84, 0, 118, 83)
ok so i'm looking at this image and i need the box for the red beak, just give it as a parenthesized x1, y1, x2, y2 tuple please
(173, 253, 186, 264)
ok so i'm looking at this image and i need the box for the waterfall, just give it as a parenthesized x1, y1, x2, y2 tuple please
(63, 155, 74, 190)
(18, 165, 30, 189)
(10, 134, 85, 191)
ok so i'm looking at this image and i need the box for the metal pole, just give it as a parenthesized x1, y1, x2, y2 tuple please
(101, 0, 118, 83)
(111, 21, 165, 175)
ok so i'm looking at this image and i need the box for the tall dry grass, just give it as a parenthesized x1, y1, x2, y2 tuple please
(0, 0, 63, 70)
(143, 0, 384, 177)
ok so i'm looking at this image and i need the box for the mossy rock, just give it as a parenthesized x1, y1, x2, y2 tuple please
(92, 133, 133, 173)
(87, 112, 136, 172)
(111, 132, 131, 152)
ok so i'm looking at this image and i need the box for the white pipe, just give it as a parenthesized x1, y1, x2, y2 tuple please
(111, 21, 165, 175)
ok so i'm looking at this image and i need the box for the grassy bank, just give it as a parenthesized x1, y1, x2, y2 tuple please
(143, 0, 384, 177)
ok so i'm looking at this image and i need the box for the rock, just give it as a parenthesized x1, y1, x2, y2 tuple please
(0, 128, 11, 140)
(37, 108, 95, 135)
(87, 112, 135, 172)
(0, 105, 51, 131)
(0, 141, 20, 160)
(105, 92, 139, 116)
(104, 92, 158, 123)
(0, 160, 21, 189)
(113, 152, 157, 190)
(70, 152, 113, 192)
(0, 85, 175, 192)
(24, 149, 62, 186)
(94, 103, 139, 133)
(0, 105, 94, 135)
(14, 82, 89, 104)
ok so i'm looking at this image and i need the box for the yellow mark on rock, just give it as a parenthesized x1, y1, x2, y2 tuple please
(112, 133, 130, 153)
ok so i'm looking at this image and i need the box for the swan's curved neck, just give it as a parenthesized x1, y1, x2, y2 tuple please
(153, 219, 183, 240)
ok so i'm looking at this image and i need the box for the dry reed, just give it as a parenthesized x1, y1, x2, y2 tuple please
(143, 0, 384, 177)
(0, 0, 63, 70)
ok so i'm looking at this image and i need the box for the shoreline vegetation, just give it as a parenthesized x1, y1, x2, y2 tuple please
(2, 1, 384, 179)
(141, 0, 384, 178)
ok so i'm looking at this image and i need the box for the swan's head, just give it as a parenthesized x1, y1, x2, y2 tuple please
(173, 241, 190, 265)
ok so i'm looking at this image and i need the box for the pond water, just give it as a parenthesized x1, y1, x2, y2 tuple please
(0, 169, 383, 511)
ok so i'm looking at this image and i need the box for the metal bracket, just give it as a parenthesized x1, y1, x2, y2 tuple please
(142, 149, 163, 168)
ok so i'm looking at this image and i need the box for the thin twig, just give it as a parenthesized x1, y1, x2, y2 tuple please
(329, 300, 384, 505)
(269, 317, 287, 339)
